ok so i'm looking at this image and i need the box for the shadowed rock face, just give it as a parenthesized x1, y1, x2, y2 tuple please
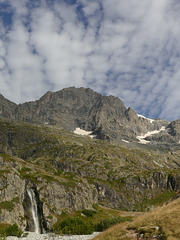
(168, 120, 180, 137)
(0, 87, 179, 146)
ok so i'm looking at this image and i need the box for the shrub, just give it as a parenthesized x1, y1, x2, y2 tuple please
(82, 209, 97, 217)
(52, 216, 133, 235)
(0, 223, 9, 237)
(0, 223, 22, 237)
(5, 223, 22, 237)
(52, 217, 95, 235)
(0, 201, 14, 212)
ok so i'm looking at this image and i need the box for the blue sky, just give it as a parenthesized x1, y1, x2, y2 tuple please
(0, 0, 180, 120)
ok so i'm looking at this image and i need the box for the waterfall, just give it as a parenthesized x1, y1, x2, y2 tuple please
(27, 189, 41, 234)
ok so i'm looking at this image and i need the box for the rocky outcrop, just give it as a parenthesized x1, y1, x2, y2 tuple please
(95, 172, 180, 211)
(0, 170, 26, 230)
(38, 178, 98, 229)
(95, 182, 131, 210)
(0, 94, 17, 119)
(0, 155, 98, 230)
(168, 120, 180, 138)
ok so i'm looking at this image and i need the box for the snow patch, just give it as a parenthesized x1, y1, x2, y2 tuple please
(74, 128, 96, 138)
(136, 126, 165, 144)
(137, 114, 154, 123)
(121, 139, 129, 143)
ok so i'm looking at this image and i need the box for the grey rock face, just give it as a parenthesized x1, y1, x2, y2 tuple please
(94, 171, 180, 211)
(168, 120, 180, 138)
(0, 170, 26, 230)
(0, 94, 17, 119)
(14, 88, 103, 130)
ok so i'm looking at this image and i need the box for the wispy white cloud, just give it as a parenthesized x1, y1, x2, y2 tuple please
(0, 0, 180, 120)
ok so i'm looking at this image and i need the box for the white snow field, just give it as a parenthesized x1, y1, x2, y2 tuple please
(74, 128, 96, 138)
(137, 114, 154, 123)
(136, 126, 166, 144)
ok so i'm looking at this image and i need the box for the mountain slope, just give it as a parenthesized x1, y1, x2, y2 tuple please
(1, 87, 178, 146)
(0, 117, 180, 232)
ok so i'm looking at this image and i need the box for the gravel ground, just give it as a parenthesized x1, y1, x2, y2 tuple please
(6, 232, 100, 240)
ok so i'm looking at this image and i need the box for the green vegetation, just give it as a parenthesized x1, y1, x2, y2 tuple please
(52, 206, 133, 235)
(52, 217, 94, 235)
(0, 223, 22, 238)
(40, 174, 59, 183)
(12, 197, 19, 203)
(0, 170, 10, 177)
(52, 216, 132, 235)
(81, 209, 97, 217)
(0, 201, 14, 212)
(0, 197, 20, 213)
(19, 167, 32, 176)
(18, 171, 39, 182)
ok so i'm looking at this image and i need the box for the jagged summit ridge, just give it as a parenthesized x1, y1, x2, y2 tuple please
(0, 87, 179, 146)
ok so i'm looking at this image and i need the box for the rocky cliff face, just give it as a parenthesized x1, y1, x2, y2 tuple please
(0, 155, 98, 231)
(95, 172, 180, 210)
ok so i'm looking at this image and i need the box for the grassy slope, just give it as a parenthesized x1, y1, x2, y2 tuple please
(93, 196, 180, 240)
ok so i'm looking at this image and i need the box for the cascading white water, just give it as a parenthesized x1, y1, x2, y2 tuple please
(27, 189, 41, 234)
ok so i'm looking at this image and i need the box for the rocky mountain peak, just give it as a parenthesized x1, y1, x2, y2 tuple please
(39, 91, 53, 103)
(0, 87, 179, 147)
